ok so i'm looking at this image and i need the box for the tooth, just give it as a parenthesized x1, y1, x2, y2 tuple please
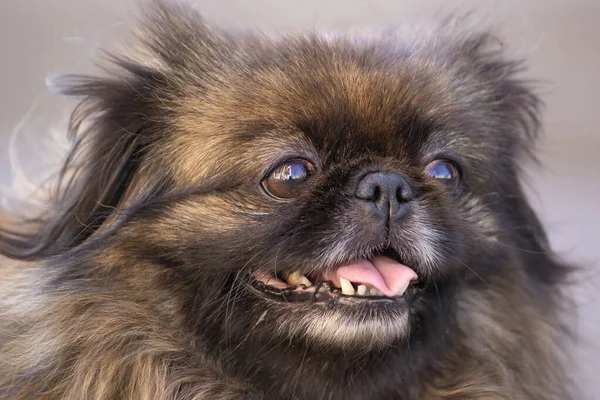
(369, 288, 384, 297)
(396, 281, 410, 296)
(299, 276, 312, 287)
(340, 277, 355, 295)
(284, 270, 312, 287)
(356, 284, 367, 296)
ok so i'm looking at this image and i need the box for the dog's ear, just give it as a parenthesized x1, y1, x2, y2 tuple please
(0, 2, 222, 260)
(0, 60, 168, 260)
(424, 17, 543, 163)
(436, 23, 573, 283)
(52, 62, 169, 248)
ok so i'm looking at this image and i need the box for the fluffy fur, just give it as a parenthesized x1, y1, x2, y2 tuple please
(0, 1, 574, 399)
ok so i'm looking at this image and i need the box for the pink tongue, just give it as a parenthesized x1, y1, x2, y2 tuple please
(323, 256, 417, 297)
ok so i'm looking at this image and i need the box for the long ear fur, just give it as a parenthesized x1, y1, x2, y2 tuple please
(0, 64, 162, 259)
(0, 1, 220, 260)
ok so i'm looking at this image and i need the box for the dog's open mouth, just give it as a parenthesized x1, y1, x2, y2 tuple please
(248, 249, 423, 303)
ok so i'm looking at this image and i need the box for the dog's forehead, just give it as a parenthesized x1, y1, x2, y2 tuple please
(169, 38, 502, 184)
(220, 40, 461, 154)
(262, 45, 452, 144)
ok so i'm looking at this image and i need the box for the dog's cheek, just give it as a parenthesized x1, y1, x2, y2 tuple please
(458, 195, 502, 244)
(115, 194, 274, 264)
(386, 189, 464, 276)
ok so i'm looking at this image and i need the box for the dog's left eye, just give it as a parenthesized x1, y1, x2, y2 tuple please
(425, 159, 461, 190)
(262, 159, 314, 199)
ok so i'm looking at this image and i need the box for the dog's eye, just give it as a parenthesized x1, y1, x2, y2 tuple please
(425, 160, 460, 190)
(262, 159, 314, 199)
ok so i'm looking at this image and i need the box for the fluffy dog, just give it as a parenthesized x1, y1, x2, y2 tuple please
(0, 1, 573, 399)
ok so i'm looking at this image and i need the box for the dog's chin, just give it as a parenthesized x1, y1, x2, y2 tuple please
(248, 288, 421, 350)
(242, 249, 434, 350)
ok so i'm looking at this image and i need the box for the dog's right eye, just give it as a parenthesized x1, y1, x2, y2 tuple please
(262, 159, 314, 199)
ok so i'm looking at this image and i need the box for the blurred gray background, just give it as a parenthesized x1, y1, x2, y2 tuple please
(1, 0, 599, 397)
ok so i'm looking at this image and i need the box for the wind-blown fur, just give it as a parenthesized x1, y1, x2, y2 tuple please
(0, 1, 574, 399)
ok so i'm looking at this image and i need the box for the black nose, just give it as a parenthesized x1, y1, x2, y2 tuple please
(356, 172, 413, 222)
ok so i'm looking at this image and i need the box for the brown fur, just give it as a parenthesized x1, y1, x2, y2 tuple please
(0, 1, 574, 399)
(0, 256, 571, 399)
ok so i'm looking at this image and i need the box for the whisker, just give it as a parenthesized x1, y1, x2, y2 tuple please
(458, 261, 490, 286)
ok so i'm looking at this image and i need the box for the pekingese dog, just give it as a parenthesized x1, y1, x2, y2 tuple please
(0, 1, 574, 399)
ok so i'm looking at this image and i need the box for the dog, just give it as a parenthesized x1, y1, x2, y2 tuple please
(0, 1, 574, 399)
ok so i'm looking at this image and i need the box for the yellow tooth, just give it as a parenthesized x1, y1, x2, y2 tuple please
(298, 275, 312, 287)
(285, 270, 312, 287)
(356, 285, 367, 296)
(396, 281, 410, 296)
(340, 277, 355, 295)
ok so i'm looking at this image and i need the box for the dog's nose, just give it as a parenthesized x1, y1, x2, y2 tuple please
(356, 172, 413, 222)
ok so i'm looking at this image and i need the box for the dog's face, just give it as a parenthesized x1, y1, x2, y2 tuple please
(152, 56, 473, 348)
(37, 2, 558, 372)
(151, 50, 486, 349)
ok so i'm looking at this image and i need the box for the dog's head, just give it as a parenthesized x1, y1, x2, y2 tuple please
(5, 2, 566, 357)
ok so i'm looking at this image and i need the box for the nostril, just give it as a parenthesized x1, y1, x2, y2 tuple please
(372, 186, 381, 202)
